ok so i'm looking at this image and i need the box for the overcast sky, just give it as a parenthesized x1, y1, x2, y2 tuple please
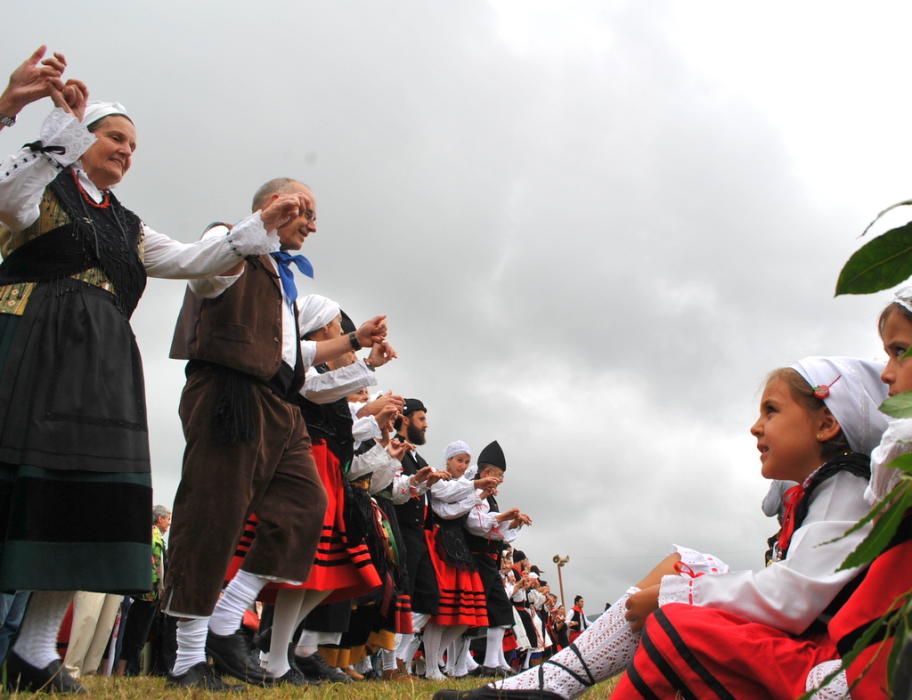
(3, 1, 910, 609)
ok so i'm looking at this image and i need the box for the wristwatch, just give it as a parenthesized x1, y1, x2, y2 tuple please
(347, 331, 361, 351)
(0, 114, 15, 128)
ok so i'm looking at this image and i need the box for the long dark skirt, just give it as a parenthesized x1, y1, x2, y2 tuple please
(0, 281, 152, 592)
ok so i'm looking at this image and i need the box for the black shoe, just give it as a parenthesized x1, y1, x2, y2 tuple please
(292, 651, 353, 683)
(206, 630, 269, 685)
(266, 667, 320, 686)
(166, 661, 246, 692)
(475, 665, 512, 678)
(6, 652, 86, 694)
(432, 689, 565, 700)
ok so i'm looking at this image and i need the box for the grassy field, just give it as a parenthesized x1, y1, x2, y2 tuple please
(8, 674, 618, 698)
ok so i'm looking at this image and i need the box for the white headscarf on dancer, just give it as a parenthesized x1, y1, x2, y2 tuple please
(297, 294, 341, 337)
(790, 356, 888, 456)
(82, 101, 132, 129)
(444, 440, 472, 462)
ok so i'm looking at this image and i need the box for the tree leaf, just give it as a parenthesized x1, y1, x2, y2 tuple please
(836, 222, 912, 295)
(839, 485, 912, 570)
(881, 392, 912, 418)
(883, 453, 912, 475)
(860, 199, 912, 238)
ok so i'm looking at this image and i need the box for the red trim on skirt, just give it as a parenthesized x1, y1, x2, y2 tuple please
(425, 527, 489, 628)
(225, 441, 381, 602)
(611, 604, 837, 700)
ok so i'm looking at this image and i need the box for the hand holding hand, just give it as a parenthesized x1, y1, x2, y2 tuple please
(2, 46, 68, 115)
(624, 584, 660, 632)
(260, 193, 304, 231)
(474, 475, 501, 492)
(425, 469, 451, 487)
(368, 341, 398, 368)
(356, 316, 388, 349)
(387, 437, 413, 462)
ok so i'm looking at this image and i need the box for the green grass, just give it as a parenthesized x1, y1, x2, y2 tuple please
(8, 673, 618, 698)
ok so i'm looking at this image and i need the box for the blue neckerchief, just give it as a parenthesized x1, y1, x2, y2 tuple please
(270, 251, 314, 307)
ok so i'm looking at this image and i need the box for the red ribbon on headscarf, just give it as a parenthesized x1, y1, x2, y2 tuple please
(776, 483, 806, 556)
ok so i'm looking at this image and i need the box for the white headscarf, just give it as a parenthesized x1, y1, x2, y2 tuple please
(790, 356, 888, 456)
(82, 101, 131, 128)
(444, 440, 472, 461)
(297, 294, 340, 337)
(893, 286, 912, 315)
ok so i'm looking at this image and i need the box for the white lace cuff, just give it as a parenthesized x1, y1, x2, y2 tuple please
(225, 212, 280, 257)
(805, 659, 849, 698)
(671, 544, 730, 575)
(658, 574, 694, 607)
(39, 108, 96, 167)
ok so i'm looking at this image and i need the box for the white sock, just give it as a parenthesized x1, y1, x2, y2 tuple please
(172, 617, 209, 676)
(403, 634, 422, 672)
(208, 569, 267, 637)
(12, 591, 73, 669)
(295, 629, 319, 658)
(265, 589, 331, 677)
(483, 627, 505, 668)
(453, 636, 472, 676)
(440, 625, 466, 666)
(356, 655, 372, 674)
(394, 632, 413, 661)
(445, 638, 458, 675)
(494, 589, 640, 699)
(465, 638, 479, 671)
(381, 649, 398, 671)
(422, 623, 446, 680)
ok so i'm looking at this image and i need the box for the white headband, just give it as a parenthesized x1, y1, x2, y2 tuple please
(297, 294, 341, 337)
(82, 101, 131, 128)
(790, 356, 888, 456)
(444, 440, 471, 461)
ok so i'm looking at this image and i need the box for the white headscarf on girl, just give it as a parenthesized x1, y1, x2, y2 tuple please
(791, 356, 888, 456)
(444, 440, 472, 462)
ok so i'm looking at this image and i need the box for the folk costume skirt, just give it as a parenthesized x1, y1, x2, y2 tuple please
(225, 439, 382, 603)
(0, 281, 151, 593)
(611, 604, 838, 700)
(425, 526, 488, 628)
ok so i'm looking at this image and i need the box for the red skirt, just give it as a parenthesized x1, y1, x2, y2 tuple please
(225, 440, 381, 602)
(611, 604, 837, 700)
(827, 516, 912, 700)
(425, 527, 489, 627)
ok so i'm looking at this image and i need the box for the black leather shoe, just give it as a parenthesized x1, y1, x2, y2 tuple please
(433, 688, 564, 699)
(166, 661, 246, 691)
(474, 665, 512, 678)
(6, 652, 86, 694)
(206, 630, 269, 684)
(266, 667, 320, 686)
(292, 651, 353, 683)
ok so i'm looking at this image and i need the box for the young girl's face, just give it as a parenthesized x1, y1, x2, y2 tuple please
(446, 452, 471, 478)
(880, 307, 912, 396)
(751, 377, 827, 482)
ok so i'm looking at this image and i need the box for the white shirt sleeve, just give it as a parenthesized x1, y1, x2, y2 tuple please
(865, 417, 912, 505)
(352, 416, 381, 444)
(465, 499, 520, 543)
(301, 361, 377, 404)
(658, 472, 872, 634)
(145, 212, 279, 279)
(0, 108, 96, 232)
(430, 478, 478, 519)
(348, 442, 390, 481)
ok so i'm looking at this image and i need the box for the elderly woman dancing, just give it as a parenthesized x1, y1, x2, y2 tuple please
(0, 48, 307, 693)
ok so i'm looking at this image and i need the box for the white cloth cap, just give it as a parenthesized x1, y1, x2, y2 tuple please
(82, 101, 131, 128)
(444, 440, 472, 461)
(298, 294, 340, 337)
(790, 356, 888, 456)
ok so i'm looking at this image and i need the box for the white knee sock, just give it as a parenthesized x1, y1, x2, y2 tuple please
(494, 589, 640, 700)
(465, 637, 479, 671)
(12, 591, 74, 669)
(440, 625, 466, 666)
(208, 569, 267, 637)
(172, 617, 209, 676)
(381, 649, 398, 671)
(394, 632, 413, 662)
(483, 627, 505, 668)
(422, 623, 447, 679)
(445, 638, 459, 675)
(403, 633, 422, 672)
(264, 588, 331, 677)
(295, 629, 319, 657)
(452, 636, 471, 677)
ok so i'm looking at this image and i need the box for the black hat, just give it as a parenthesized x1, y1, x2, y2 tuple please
(513, 549, 527, 563)
(339, 310, 356, 335)
(477, 440, 506, 471)
(402, 398, 427, 416)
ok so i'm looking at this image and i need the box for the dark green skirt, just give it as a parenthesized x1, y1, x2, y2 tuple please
(0, 282, 152, 593)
